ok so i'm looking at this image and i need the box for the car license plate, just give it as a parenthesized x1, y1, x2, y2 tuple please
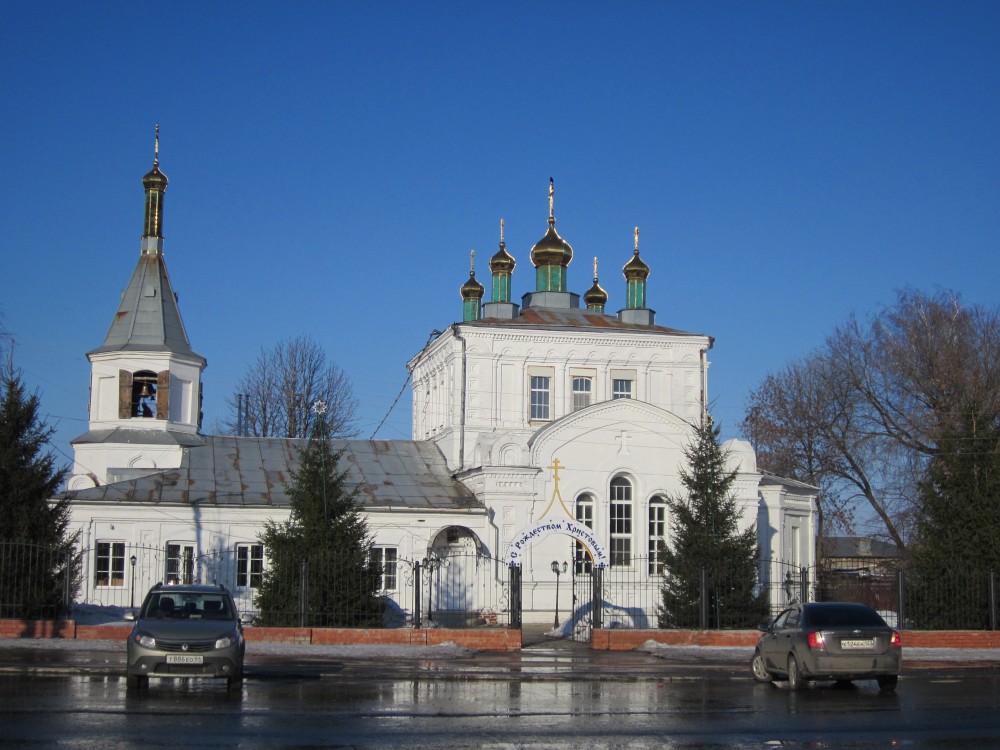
(166, 654, 204, 665)
(841, 639, 875, 650)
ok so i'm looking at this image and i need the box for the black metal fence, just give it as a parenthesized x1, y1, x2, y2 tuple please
(0, 542, 77, 619)
(3, 540, 998, 631)
(3, 542, 512, 629)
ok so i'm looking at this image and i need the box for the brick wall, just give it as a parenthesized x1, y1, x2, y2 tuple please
(0, 619, 522, 651)
(1, 620, 994, 651)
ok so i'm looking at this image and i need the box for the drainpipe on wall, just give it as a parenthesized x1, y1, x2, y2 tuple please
(699, 337, 715, 426)
(452, 325, 467, 472)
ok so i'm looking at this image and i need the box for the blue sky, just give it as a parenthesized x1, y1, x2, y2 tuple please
(2, 1, 998, 469)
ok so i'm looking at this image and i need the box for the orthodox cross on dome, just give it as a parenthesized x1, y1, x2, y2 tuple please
(616, 429, 631, 456)
(539, 457, 573, 519)
(470, 248, 475, 273)
(593, 256, 599, 281)
(548, 177, 555, 224)
(634, 225, 639, 253)
(500, 217, 505, 244)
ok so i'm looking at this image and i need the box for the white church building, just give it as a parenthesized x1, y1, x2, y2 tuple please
(61, 145, 817, 627)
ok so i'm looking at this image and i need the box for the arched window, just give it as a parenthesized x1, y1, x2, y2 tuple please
(610, 477, 633, 567)
(574, 493, 595, 574)
(648, 496, 667, 575)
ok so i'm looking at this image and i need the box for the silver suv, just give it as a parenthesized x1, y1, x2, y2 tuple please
(125, 582, 245, 690)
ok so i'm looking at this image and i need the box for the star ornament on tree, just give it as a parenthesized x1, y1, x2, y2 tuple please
(311, 399, 328, 416)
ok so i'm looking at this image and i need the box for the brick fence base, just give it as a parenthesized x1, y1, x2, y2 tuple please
(590, 628, 1000, 650)
(0, 619, 522, 652)
(2, 619, 996, 652)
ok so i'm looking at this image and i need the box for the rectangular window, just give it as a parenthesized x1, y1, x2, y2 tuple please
(371, 547, 398, 591)
(95, 541, 125, 587)
(165, 542, 195, 584)
(236, 544, 264, 588)
(612, 379, 633, 400)
(530, 376, 551, 420)
(648, 500, 667, 575)
(572, 377, 592, 412)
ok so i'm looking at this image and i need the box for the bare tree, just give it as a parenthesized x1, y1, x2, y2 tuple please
(743, 290, 1000, 553)
(224, 336, 358, 438)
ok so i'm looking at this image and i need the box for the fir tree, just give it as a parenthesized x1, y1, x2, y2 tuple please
(907, 408, 1000, 628)
(0, 364, 80, 617)
(657, 416, 763, 628)
(254, 402, 381, 626)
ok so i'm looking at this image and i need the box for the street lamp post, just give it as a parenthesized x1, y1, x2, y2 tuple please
(551, 560, 568, 629)
(129, 555, 137, 609)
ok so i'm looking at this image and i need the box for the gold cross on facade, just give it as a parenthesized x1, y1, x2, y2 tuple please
(539, 457, 572, 519)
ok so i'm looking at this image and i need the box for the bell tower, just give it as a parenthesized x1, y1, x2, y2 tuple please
(69, 127, 207, 489)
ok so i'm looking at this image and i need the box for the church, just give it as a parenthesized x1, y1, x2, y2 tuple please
(61, 139, 817, 627)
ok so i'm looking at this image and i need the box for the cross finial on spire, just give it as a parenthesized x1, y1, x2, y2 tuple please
(154, 123, 160, 166)
(470, 248, 475, 274)
(593, 256, 599, 281)
(499, 218, 505, 245)
(548, 177, 555, 225)
(634, 226, 640, 254)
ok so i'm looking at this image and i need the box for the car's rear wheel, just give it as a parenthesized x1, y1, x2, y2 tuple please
(877, 674, 898, 691)
(751, 652, 773, 683)
(787, 655, 805, 691)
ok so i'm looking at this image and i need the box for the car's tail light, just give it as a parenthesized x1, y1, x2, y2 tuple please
(807, 631, 826, 650)
(889, 630, 902, 648)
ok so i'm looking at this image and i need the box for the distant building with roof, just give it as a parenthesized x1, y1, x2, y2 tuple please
(61, 141, 817, 624)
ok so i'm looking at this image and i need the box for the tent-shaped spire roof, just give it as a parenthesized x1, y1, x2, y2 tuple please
(89, 128, 203, 362)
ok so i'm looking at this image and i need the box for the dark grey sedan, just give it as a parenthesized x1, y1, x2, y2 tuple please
(752, 602, 901, 691)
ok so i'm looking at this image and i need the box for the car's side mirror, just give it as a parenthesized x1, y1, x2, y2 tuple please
(757, 621, 770, 633)
(124, 611, 136, 622)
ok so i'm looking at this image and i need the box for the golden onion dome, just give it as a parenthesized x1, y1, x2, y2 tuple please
(584, 278, 608, 307)
(490, 241, 516, 274)
(142, 162, 168, 192)
(530, 222, 573, 268)
(491, 219, 516, 273)
(530, 178, 573, 269)
(460, 270, 485, 300)
(623, 248, 649, 280)
(143, 125, 168, 191)
(623, 227, 649, 280)
(584, 257, 608, 306)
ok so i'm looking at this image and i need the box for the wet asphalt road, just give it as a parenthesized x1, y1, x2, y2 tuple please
(2, 670, 1000, 748)
(1, 634, 999, 747)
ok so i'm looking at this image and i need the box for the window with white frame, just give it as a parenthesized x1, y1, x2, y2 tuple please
(648, 496, 667, 575)
(612, 378, 633, 400)
(574, 493, 595, 574)
(371, 547, 398, 591)
(235, 543, 263, 588)
(95, 541, 126, 587)
(610, 477, 633, 567)
(530, 376, 551, 420)
(165, 542, 195, 584)
(572, 377, 592, 412)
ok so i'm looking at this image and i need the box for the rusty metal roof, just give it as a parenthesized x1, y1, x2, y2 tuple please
(61, 436, 483, 513)
(467, 306, 705, 336)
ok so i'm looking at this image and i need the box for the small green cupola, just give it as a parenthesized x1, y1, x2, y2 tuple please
(460, 249, 485, 321)
(584, 257, 608, 313)
(489, 218, 516, 303)
(530, 178, 573, 292)
(623, 226, 650, 309)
